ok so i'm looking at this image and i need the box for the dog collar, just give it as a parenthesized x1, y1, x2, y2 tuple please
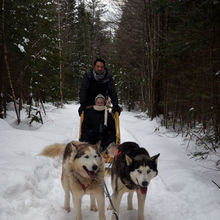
(114, 149, 121, 169)
(115, 149, 119, 156)
(114, 149, 121, 161)
(81, 183, 88, 191)
(73, 172, 94, 192)
(76, 177, 91, 192)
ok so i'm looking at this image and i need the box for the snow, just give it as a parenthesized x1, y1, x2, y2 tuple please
(22, 37, 30, 45)
(0, 103, 220, 220)
(17, 44, 26, 53)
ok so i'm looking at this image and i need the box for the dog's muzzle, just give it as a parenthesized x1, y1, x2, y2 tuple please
(142, 181, 148, 187)
(138, 180, 148, 194)
(83, 165, 97, 180)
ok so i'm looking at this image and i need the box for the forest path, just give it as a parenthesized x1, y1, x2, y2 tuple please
(0, 103, 219, 220)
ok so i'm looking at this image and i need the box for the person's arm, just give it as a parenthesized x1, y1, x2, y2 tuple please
(78, 74, 89, 115)
(108, 113, 116, 132)
(80, 112, 88, 141)
(107, 75, 118, 107)
(80, 111, 95, 142)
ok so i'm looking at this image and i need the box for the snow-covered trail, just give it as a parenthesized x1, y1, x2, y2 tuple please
(120, 112, 220, 220)
(0, 103, 219, 220)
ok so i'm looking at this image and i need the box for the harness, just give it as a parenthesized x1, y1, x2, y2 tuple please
(113, 148, 121, 169)
(77, 179, 90, 192)
(73, 171, 95, 192)
(114, 149, 119, 160)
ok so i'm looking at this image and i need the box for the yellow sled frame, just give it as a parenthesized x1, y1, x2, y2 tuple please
(78, 111, 84, 141)
(114, 112, 120, 144)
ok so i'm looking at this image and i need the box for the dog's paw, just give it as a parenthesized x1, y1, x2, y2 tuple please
(90, 205, 98, 212)
(107, 204, 112, 210)
(111, 214, 117, 220)
(64, 207, 71, 212)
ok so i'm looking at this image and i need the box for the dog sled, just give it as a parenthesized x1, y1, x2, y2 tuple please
(103, 111, 120, 164)
(78, 107, 120, 165)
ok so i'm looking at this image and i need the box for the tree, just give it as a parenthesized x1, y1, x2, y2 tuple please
(0, 0, 60, 121)
(112, 0, 220, 159)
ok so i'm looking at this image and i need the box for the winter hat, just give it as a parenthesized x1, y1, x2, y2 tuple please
(95, 94, 105, 104)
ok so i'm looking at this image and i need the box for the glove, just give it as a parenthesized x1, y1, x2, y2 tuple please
(112, 105, 121, 115)
(78, 105, 85, 116)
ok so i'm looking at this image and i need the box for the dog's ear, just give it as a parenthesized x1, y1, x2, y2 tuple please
(63, 142, 78, 159)
(94, 140, 102, 152)
(106, 144, 119, 157)
(125, 154, 133, 166)
(70, 142, 80, 152)
(151, 153, 160, 164)
(71, 141, 84, 148)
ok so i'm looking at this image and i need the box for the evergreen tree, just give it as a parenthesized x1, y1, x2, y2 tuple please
(0, 0, 60, 118)
(113, 0, 220, 157)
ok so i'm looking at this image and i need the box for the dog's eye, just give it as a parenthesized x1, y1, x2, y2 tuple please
(94, 155, 97, 158)
(147, 169, 151, 174)
(137, 170, 142, 174)
(84, 155, 89, 159)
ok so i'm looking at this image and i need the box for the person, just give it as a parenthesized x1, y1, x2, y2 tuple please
(78, 58, 121, 116)
(80, 94, 116, 151)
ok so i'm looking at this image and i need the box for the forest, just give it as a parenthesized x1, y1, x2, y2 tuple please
(0, 0, 220, 163)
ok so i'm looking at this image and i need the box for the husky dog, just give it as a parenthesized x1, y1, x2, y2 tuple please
(109, 142, 160, 220)
(40, 141, 106, 220)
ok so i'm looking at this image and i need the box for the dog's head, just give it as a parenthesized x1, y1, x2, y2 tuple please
(126, 151, 160, 194)
(63, 141, 104, 179)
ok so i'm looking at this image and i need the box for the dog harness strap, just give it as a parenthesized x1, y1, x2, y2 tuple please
(79, 181, 90, 192)
(75, 175, 90, 192)
(114, 149, 120, 169)
(81, 183, 87, 191)
(115, 149, 119, 158)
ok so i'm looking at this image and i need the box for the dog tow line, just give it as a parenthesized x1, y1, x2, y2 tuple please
(104, 160, 119, 219)
(104, 181, 119, 220)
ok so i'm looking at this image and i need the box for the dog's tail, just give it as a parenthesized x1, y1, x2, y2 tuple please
(39, 144, 66, 157)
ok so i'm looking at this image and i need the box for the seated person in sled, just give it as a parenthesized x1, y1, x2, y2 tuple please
(79, 94, 116, 152)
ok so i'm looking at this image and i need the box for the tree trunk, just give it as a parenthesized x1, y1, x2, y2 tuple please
(2, 0, 20, 124)
(58, 0, 63, 106)
(3, 42, 20, 123)
(143, 0, 161, 118)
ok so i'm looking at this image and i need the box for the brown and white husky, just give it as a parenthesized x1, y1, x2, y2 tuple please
(40, 141, 106, 220)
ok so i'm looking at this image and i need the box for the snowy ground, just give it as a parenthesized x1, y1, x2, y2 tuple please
(0, 103, 220, 220)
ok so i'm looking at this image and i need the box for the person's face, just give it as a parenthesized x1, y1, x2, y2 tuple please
(94, 61, 105, 74)
(96, 98, 105, 106)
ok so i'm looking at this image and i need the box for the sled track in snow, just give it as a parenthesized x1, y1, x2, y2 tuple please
(121, 126, 141, 145)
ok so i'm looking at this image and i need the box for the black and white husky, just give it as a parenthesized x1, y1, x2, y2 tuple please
(109, 142, 160, 220)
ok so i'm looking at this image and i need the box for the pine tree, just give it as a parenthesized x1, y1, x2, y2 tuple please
(0, 0, 60, 121)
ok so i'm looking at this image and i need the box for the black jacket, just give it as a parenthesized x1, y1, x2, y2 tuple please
(80, 107, 116, 151)
(79, 69, 118, 108)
